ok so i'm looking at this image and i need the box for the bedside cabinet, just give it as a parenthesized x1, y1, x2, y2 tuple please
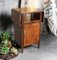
(12, 7, 43, 52)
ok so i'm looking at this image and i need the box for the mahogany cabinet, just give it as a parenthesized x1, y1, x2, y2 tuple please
(12, 7, 43, 52)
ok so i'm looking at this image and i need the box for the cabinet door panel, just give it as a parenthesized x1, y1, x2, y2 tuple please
(32, 22, 41, 43)
(24, 24, 33, 46)
(24, 22, 41, 46)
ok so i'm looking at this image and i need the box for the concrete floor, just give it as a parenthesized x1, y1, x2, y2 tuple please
(12, 33, 57, 60)
(0, 33, 57, 60)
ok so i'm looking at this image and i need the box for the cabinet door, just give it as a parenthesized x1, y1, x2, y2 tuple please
(24, 22, 41, 46)
(24, 24, 34, 46)
(32, 22, 41, 43)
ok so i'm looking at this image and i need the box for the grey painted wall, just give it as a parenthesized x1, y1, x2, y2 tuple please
(0, 0, 19, 31)
(21, 0, 43, 9)
(0, 0, 19, 15)
(55, 0, 57, 8)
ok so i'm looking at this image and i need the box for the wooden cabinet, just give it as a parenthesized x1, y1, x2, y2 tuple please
(12, 7, 43, 52)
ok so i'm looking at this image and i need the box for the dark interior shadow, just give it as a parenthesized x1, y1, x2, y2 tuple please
(0, 0, 21, 31)
(0, 14, 13, 30)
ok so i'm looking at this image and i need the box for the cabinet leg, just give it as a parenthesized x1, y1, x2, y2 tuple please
(19, 48, 23, 53)
(20, 45, 23, 53)
(19, 46, 23, 53)
(38, 40, 40, 48)
(21, 47, 23, 53)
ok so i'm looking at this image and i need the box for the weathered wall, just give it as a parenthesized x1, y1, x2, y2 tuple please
(21, 0, 43, 9)
(0, 0, 19, 15)
(0, 0, 19, 32)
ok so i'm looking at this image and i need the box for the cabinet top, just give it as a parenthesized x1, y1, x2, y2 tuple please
(12, 7, 43, 14)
